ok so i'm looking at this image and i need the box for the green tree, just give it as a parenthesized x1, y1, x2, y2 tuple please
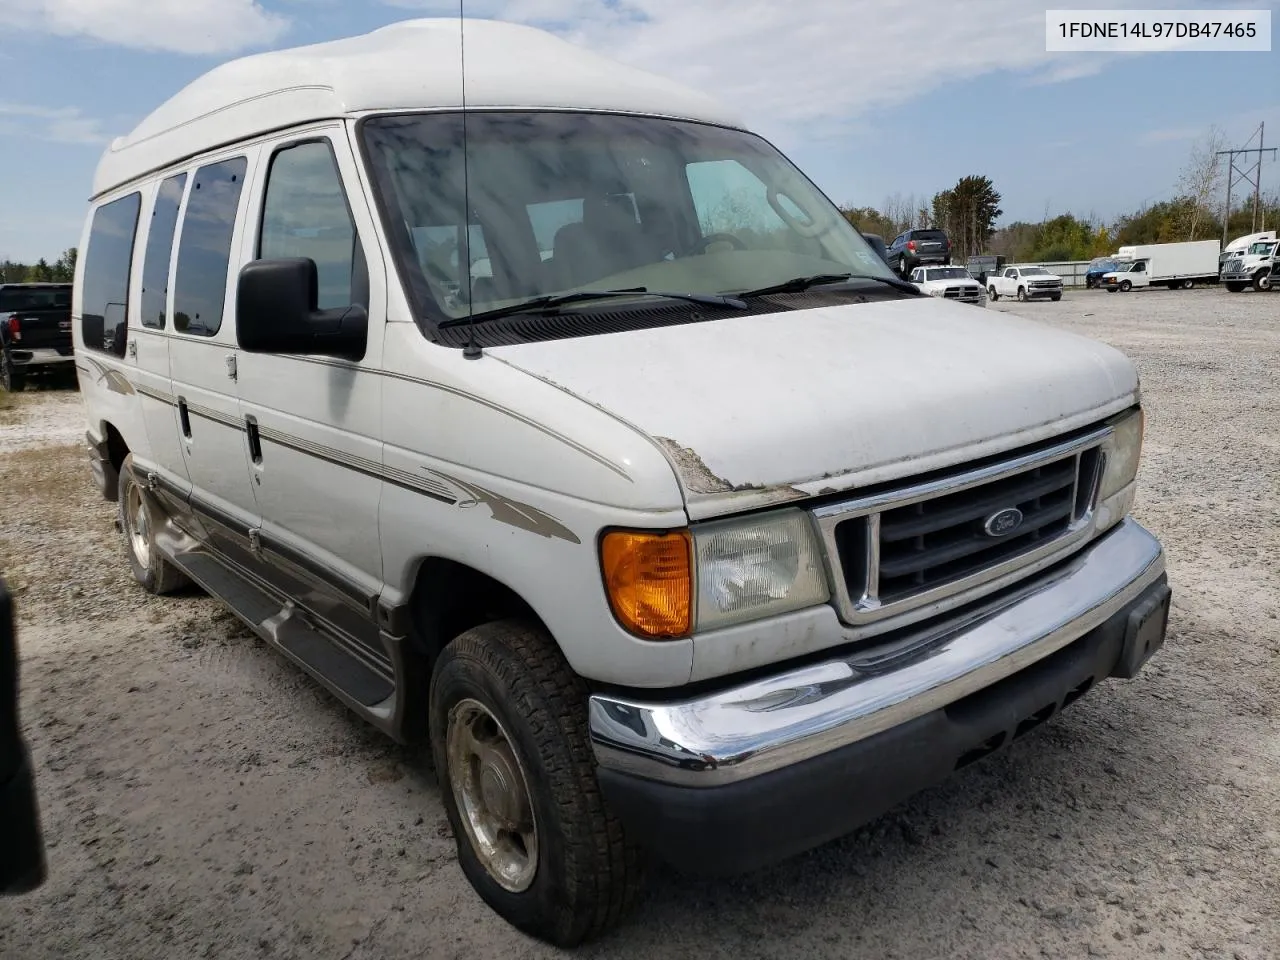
(52, 248, 78, 283)
(931, 176, 1003, 258)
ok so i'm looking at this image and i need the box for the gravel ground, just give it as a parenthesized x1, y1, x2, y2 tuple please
(0, 386, 84, 454)
(1, 287, 1278, 960)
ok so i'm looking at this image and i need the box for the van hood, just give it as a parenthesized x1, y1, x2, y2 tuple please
(487, 297, 1139, 519)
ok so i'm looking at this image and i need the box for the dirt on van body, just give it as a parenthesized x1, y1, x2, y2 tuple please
(1, 288, 1278, 960)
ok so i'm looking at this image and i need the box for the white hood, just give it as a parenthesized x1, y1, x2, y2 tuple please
(488, 297, 1139, 518)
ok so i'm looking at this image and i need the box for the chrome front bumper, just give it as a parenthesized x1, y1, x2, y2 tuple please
(589, 518, 1165, 788)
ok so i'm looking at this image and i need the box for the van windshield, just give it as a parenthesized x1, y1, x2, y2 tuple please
(360, 112, 894, 324)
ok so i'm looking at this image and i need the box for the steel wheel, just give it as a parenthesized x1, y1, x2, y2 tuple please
(124, 482, 152, 569)
(446, 697, 539, 893)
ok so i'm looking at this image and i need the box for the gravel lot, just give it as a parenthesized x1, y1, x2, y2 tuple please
(2, 288, 1278, 960)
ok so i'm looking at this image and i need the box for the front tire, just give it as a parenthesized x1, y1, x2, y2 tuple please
(430, 620, 645, 947)
(1120, 280, 1132, 292)
(1050, 294, 1061, 302)
(1253, 271, 1270, 292)
(1016, 286, 1027, 302)
(1225, 281, 1245, 293)
(118, 455, 189, 595)
(988, 285, 999, 301)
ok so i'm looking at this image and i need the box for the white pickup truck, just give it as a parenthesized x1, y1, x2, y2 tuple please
(909, 264, 986, 305)
(986, 265, 1064, 302)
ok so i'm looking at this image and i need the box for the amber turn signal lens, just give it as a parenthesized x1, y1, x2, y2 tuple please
(600, 530, 692, 639)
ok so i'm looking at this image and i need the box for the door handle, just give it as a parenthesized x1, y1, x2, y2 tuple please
(127, 339, 137, 358)
(177, 398, 192, 439)
(245, 415, 262, 464)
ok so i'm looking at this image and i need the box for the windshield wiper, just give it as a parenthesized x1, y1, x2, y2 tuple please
(735, 272, 923, 298)
(438, 287, 748, 329)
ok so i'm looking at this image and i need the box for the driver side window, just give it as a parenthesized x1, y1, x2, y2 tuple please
(685, 159, 816, 255)
(259, 139, 368, 310)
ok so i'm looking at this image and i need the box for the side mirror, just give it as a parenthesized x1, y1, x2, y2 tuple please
(236, 258, 367, 361)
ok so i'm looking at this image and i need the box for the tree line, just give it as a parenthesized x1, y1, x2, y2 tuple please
(841, 127, 1279, 264)
(0, 249, 78, 284)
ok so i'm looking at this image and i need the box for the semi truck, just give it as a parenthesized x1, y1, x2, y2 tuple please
(1100, 240, 1220, 291)
(1219, 230, 1276, 274)
(1220, 236, 1278, 291)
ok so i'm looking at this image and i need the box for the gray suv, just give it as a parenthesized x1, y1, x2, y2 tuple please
(887, 229, 952, 276)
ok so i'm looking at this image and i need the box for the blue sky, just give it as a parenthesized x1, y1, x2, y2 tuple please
(1, 0, 1277, 262)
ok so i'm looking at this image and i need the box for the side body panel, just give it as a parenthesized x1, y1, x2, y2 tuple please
(235, 124, 389, 665)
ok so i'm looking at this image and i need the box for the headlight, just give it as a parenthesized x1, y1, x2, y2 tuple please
(600, 510, 830, 638)
(693, 510, 829, 631)
(1098, 408, 1145, 502)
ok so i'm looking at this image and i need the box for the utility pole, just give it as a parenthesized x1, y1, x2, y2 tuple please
(1217, 123, 1276, 241)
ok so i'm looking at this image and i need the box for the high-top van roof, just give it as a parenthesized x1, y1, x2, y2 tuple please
(90, 18, 743, 199)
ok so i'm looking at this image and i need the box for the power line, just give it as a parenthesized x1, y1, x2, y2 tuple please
(1217, 122, 1276, 240)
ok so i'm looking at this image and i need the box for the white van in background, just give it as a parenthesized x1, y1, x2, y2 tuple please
(73, 18, 1170, 946)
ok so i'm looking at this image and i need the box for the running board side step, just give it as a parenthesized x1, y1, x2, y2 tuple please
(172, 551, 396, 712)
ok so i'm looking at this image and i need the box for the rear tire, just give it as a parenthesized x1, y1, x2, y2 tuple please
(0, 353, 24, 393)
(118, 454, 189, 595)
(1182, 279, 1194, 289)
(430, 620, 646, 947)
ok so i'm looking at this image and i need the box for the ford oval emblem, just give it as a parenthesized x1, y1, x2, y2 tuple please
(983, 507, 1024, 538)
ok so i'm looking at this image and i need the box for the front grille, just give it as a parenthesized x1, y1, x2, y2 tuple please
(872, 455, 1085, 600)
(821, 431, 1106, 622)
(1029, 280, 1062, 289)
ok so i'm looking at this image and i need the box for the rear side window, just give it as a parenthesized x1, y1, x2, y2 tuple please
(80, 192, 142, 356)
(0, 287, 70, 311)
(258, 141, 366, 310)
(139, 173, 187, 329)
(173, 157, 247, 337)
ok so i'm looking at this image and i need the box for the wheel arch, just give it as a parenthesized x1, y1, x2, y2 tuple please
(395, 556, 550, 742)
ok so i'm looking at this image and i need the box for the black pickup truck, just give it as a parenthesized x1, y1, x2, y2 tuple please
(1, 577, 46, 894)
(0, 282, 75, 392)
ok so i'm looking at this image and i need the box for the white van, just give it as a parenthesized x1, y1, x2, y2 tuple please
(73, 19, 1170, 945)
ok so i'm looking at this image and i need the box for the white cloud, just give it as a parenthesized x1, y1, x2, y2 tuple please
(381, 0, 1260, 137)
(0, 102, 106, 144)
(0, 0, 289, 55)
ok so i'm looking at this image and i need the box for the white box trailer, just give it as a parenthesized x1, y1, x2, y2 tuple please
(1101, 240, 1221, 291)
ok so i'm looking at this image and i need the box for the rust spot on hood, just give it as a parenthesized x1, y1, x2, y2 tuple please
(655, 437, 735, 494)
